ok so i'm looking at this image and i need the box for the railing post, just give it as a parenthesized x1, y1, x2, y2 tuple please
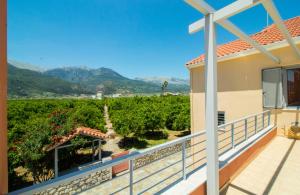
(98, 140, 102, 162)
(231, 123, 234, 148)
(92, 140, 95, 161)
(182, 141, 186, 180)
(268, 111, 271, 126)
(262, 112, 265, 129)
(129, 159, 133, 195)
(54, 147, 58, 178)
(245, 119, 248, 140)
(255, 115, 257, 134)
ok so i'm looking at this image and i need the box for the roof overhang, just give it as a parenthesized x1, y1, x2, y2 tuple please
(186, 36, 300, 70)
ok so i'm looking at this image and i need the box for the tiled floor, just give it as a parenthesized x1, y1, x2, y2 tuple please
(221, 136, 300, 195)
(80, 148, 197, 195)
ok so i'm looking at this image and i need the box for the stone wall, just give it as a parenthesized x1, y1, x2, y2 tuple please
(133, 141, 190, 169)
(34, 141, 190, 194)
(34, 168, 112, 195)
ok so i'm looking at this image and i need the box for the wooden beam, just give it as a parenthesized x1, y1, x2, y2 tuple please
(262, 0, 300, 58)
(186, 0, 280, 63)
(0, 0, 8, 193)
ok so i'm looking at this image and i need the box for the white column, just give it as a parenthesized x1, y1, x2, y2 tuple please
(204, 13, 219, 195)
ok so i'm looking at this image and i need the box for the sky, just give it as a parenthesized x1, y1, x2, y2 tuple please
(8, 0, 300, 79)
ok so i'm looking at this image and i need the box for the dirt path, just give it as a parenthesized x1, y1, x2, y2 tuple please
(102, 105, 123, 155)
(104, 105, 114, 132)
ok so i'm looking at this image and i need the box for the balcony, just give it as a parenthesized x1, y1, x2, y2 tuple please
(221, 136, 300, 195)
(10, 110, 282, 195)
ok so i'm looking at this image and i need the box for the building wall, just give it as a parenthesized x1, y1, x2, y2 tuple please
(190, 43, 300, 135)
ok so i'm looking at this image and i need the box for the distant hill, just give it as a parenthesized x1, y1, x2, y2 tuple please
(136, 77, 189, 85)
(8, 64, 93, 98)
(8, 59, 45, 72)
(8, 60, 190, 97)
(45, 67, 190, 95)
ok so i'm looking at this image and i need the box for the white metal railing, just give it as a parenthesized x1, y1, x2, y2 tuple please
(10, 110, 272, 195)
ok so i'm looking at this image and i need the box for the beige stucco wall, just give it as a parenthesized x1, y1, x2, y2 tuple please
(190, 43, 300, 135)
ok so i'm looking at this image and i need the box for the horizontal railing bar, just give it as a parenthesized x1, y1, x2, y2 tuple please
(218, 129, 231, 133)
(186, 148, 206, 159)
(246, 120, 256, 125)
(232, 123, 247, 129)
(134, 149, 183, 170)
(186, 157, 206, 169)
(109, 184, 130, 195)
(137, 169, 182, 195)
(218, 127, 233, 132)
(247, 123, 257, 128)
(189, 140, 206, 147)
(219, 110, 270, 128)
(235, 135, 246, 142)
(234, 130, 245, 136)
(218, 142, 232, 151)
(218, 135, 231, 143)
(247, 129, 256, 135)
(133, 159, 182, 185)
(136, 131, 205, 157)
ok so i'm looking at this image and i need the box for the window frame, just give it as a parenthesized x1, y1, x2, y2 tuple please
(284, 65, 300, 107)
(262, 65, 300, 109)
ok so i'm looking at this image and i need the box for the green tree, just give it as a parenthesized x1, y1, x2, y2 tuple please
(161, 80, 168, 95)
(18, 118, 53, 183)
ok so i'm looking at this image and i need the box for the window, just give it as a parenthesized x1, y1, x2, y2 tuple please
(262, 68, 283, 108)
(287, 68, 300, 106)
(262, 66, 300, 108)
(218, 111, 225, 125)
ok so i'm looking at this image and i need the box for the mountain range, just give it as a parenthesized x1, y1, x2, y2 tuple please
(135, 77, 189, 85)
(8, 60, 190, 98)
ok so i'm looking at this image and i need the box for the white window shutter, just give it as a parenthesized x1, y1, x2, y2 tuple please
(262, 68, 284, 108)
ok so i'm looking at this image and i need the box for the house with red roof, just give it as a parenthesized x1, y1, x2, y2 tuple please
(187, 16, 300, 136)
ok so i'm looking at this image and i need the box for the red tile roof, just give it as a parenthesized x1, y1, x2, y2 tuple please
(45, 127, 107, 151)
(186, 16, 300, 66)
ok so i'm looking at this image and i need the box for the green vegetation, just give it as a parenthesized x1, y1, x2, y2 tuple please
(107, 95, 190, 139)
(161, 80, 168, 95)
(8, 95, 190, 191)
(8, 99, 105, 191)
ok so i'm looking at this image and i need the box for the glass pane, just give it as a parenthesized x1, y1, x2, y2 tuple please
(287, 68, 300, 106)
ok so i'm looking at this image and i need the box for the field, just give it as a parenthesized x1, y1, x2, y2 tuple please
(8, 95, 190, 191)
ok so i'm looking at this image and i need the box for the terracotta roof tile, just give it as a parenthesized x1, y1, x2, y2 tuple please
(186, 16, 300, 66)
(45, 127, 107, 151)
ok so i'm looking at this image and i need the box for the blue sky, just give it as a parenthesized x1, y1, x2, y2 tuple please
(8, 0, 300, 79)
